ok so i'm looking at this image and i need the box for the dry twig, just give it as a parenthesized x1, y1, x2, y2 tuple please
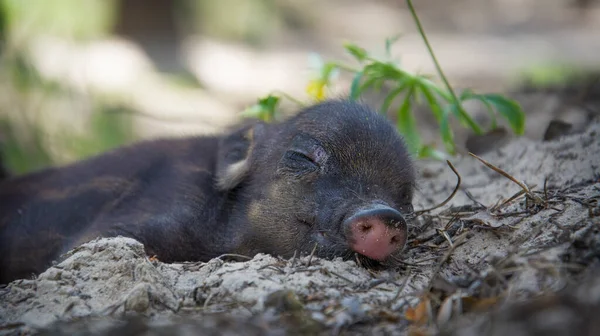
(415, 160, 461, 216)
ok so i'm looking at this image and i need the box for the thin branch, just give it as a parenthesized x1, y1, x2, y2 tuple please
(468, 152, 544, 204)
(415, 160, 461, 216)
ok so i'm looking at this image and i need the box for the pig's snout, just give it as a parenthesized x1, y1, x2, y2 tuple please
(344, 205, 407, 261)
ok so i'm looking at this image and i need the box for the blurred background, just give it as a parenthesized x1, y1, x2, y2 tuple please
(0, 0, 599, 174)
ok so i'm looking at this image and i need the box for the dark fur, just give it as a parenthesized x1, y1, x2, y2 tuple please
(0, 100, 415, 284)
(0, 148, 8, 180)
(0, 161, 7, 180)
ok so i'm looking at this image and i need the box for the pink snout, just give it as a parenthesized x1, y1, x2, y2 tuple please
(345, 205, 407, 261)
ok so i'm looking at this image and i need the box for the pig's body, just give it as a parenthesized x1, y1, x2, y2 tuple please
(0, 100, 415, 284)
(0, 149, 8, 180)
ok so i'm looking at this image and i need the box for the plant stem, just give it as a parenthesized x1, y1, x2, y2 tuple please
(332, 62, 361, 74)
(273, 90, 306, 107)
(406, 0, 482, 134)
(406, 0, 456, 104)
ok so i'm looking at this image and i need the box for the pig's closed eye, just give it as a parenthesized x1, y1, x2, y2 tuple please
(283, 150, 318, 172)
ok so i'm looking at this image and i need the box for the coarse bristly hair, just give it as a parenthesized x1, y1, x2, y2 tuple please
(0, 99, 416, 284)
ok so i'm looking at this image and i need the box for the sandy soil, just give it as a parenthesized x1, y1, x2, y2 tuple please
(0, 106, 598, 335)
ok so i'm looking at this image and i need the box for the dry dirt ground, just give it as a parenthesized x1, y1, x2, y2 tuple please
(0, 86, 599, 335)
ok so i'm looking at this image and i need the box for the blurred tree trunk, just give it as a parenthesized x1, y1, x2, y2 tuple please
(113, 0, 187, 74)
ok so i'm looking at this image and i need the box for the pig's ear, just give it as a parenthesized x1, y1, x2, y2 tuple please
(216, 122, 265, 191)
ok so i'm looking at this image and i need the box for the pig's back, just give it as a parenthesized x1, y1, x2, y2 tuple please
(0, 135, 220, 283)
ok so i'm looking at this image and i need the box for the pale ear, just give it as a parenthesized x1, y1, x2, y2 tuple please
(216, 122, 264, 191)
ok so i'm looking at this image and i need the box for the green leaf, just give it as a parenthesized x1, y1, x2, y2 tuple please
(415, 76, 452, 103)
(459, 89, 497, 130)
(349, 71, 363, 101)
(343, 42, 368, 62)
(447, 102, 484, 135)
(385, 34, 402, 58)
(380, 62, 406, 80)
(439, 106, 456, 154)
(381, 79, 411, 115)
(417, 145, 451, 160)
(320, 62, 338, 83)
(362, 62, 405, 82)
(396, 88, 421, 155)
(415, 82, 443, 121)
(373, 78, 386, 91)
(475, 94, 525, 135)
(414, 82, 456, 154)
(241, 95, 280, 122)
(260, 95, 280, 110)
(359, 77, 381, 94)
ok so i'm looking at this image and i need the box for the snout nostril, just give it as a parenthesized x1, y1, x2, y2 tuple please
(359, 222, 372, 232)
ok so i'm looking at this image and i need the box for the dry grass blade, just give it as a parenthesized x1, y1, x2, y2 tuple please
(329, 271, 353, 284)
(468, 152, 544, 204)
(415, 160, 461, 216)
(388, 273, 412, 308)
(491, 189, 527, 213)
(426, 231, 469, 293)
(306, 242, 318, 267)
(437, 229, 455, 248)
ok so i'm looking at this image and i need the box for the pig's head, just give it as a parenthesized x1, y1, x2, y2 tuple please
(217, 100, 416, 267)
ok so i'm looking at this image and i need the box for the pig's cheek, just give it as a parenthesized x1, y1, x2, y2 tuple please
(267, 179, 300, 201)
(247, 196, 307, 230)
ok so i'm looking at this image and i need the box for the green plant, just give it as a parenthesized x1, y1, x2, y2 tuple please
(242, 0, 525, 160)
(0, 51, 136, 174)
